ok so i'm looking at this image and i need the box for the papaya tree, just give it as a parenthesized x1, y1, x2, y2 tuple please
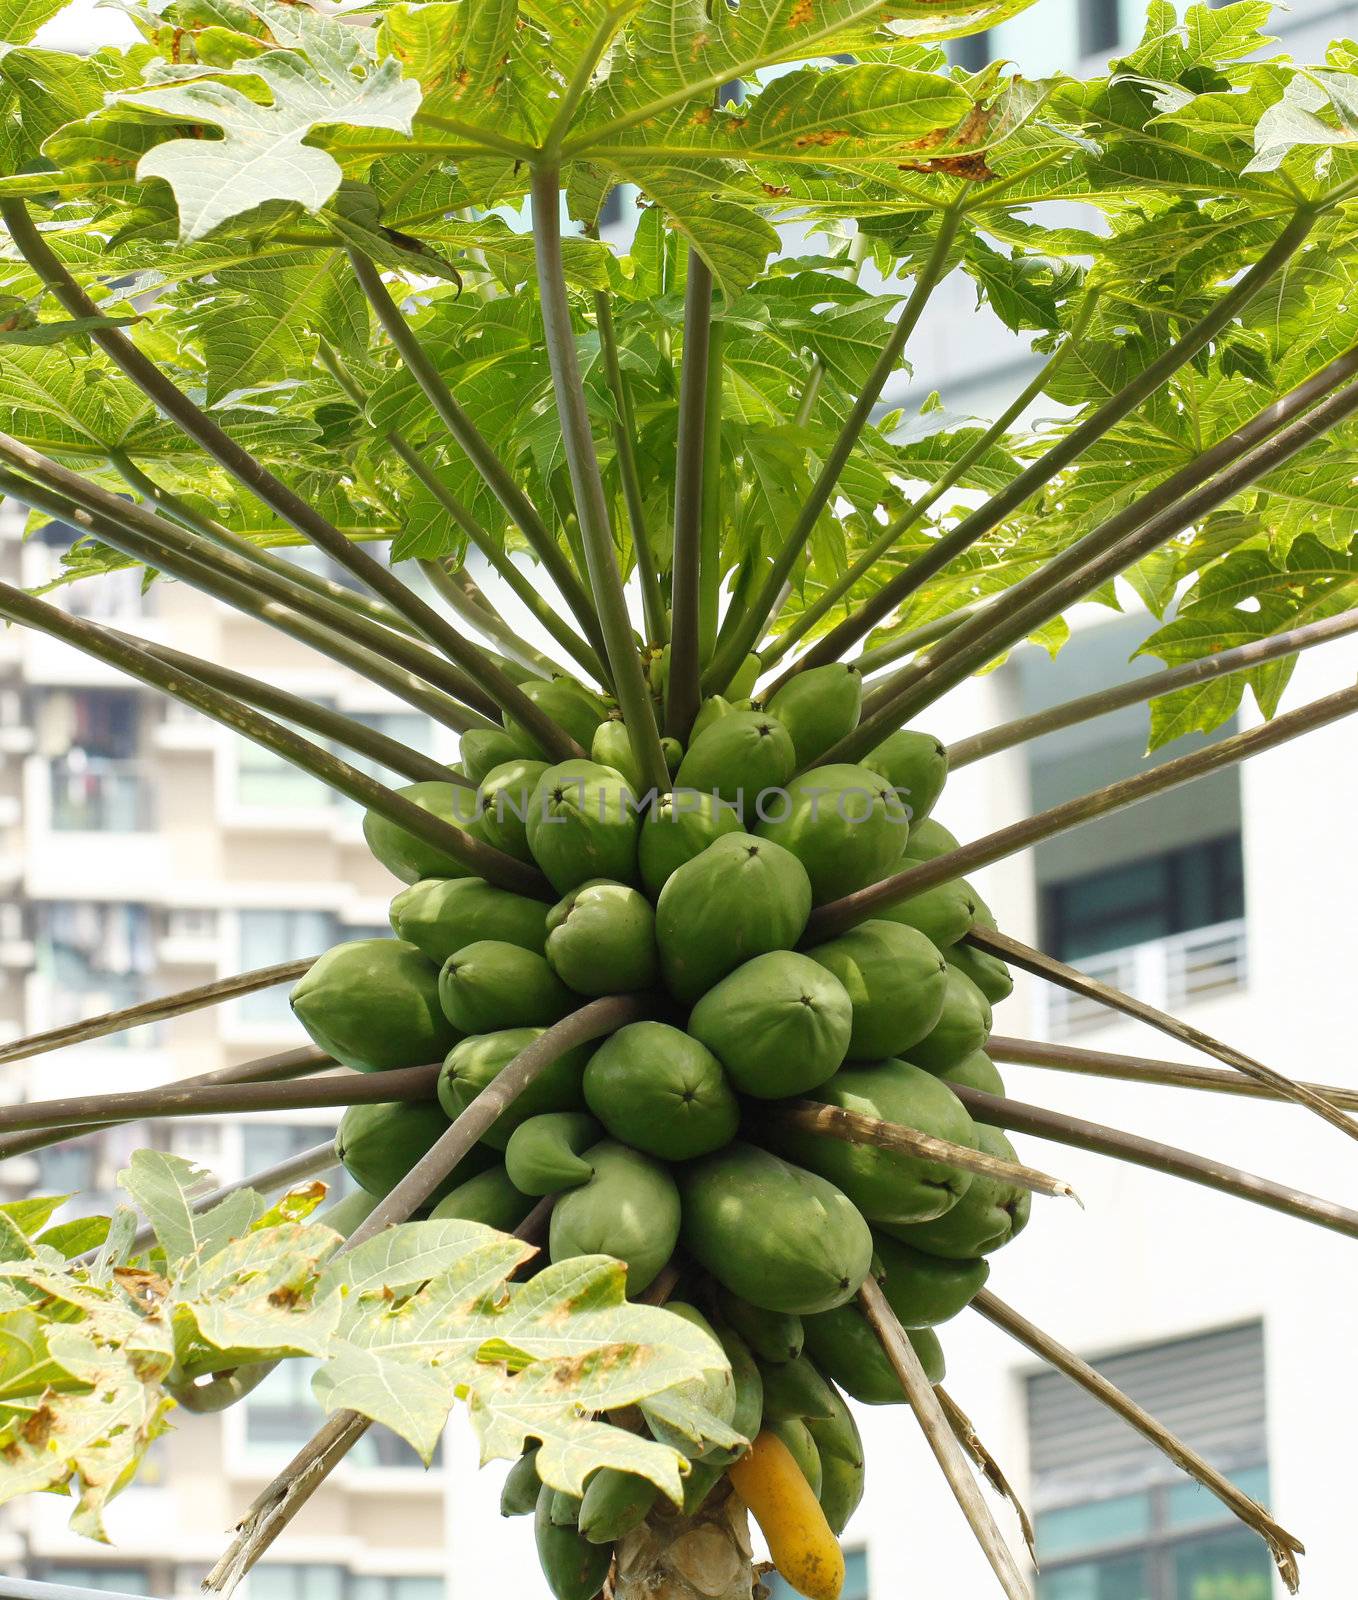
(1, 0, 1357, 1596)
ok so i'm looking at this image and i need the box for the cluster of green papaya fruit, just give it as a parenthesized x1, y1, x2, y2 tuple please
(288, 662, 1024, 1600)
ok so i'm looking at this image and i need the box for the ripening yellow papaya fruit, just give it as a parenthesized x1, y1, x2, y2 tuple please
(728, 1429, 845, 1600)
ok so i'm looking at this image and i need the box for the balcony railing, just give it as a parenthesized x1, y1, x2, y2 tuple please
(49, 756, 153, 832)
(1039, 918, 1248, 1040)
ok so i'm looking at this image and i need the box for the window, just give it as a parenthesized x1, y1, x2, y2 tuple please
(1041, 836, 1244, 962)
(766, 1548, 867, 1599)
(245, 1360, 437, 1467)
(31, 1566, 153, 1595)
(236, 737, 332, 809)
(237, 909, 336, 1025)
(1079, 0, 1121, 55)
(33, 902, 155, 1035)
(242, 1122, 354, 1196)
(42, 689, 151, 831)
(37, 1130, 100, 1194)
(950, 32, 990, 70)
(349, 1580, 443, 1600)
(248, 1566, 346, 1600)
(1028, 1324, 1272, 1600)
(334, 711, 435, 816)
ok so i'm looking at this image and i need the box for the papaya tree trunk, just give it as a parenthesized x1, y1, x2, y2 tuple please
(613, 1483, 759, 1600)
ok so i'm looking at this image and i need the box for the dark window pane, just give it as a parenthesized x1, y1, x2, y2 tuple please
(1167, 1465, 1269, 1532)
(1170, 1526, 1273, 1599)
(951, 31, 990, 70)
(1079, 0, 1120, 55)
(1036, 1492, 1152, 1559)
(33, 1568, 153, 1595)
(1038, 1552, 1152, 1600)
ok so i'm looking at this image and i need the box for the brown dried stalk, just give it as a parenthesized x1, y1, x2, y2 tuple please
(936, 1386, 1037, 1565)
(859, 1277, 1032, 1600)
(975, 1291, 1304, 1592)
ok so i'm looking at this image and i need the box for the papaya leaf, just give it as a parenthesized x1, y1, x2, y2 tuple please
(119, 1149, 262, 1266)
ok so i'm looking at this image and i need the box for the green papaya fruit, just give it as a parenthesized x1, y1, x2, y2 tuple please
(506, 678, 610, 757)
(771, 1057, 977, 1227)
(438, 1027, 591, 1149)
(728, 652, 763, 701)
(291, 939, 458, 1073)
(545, 880, 658, 995)
(687, 951, 851, 1099)
(336, 1099, 495, 1203)
(318, 1186, 381, 1237)
(758, 1354, 837, 1422)
(764, 664, 862, 767)
(472, 758, 550, 864)
(527, 759, 641, 894)
(662, 736, 684, 775)
(768, 1417, 823, 1497)
(946, 938, 1014, 1004)
(936, 1049, 1006, 1102)
(679, 1143, 872, 1315)
(806, 1382, 865, 1536)
(389, 877, 549, 964)
(681, 1324, 764, 1515)
(805, 919, 949, 1059)
(715, 1289, 804, 1364)
(550, 1490, 583, 1528)
(876, 877, 982, 949)
(902, 816, 961, 861)
(438, 940, 573, 1034)
(885, 1124, 1031, 1259)
(582, 1021, 739, 1161)
(689, 695, 734, 746)
(549, 1141, 681, 1295)
(906, 965, 993, 1074)
(656, 833, 812, 1002)
(755, 763, 910, 904)
(535, 1485, 612, 1600)
(578, 1469, 659, 1545)
(675, 710, 795, 810)
(590, 718, 642, 791)
(638, 789, 743, 900)
(504, 1111, 602, 1196)
(363, 780, 479, 884)
(802, 1302, 944, 1402)
(428, 1165, 535, 1231)
(461, 728, 534, 785)
(656, 1302, 740, 1457)
(501, 1447, 541, 1517)
(872, 1232, 989, 1326)
(863, 730, 948, 823)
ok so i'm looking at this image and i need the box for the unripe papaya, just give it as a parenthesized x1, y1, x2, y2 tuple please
(550, 1490, 583, 1527)
(876, 877, 981, 949)
(438, 1027, 592, 1149)
(902, 816, 961, 861)
(590, 717, 642, 791)
(728, 653, 762, 700)
(771, 1057, 977, 1227)
(656, 833, 812, 1002)
(806, 1382, 864, 1536)
(688, 951, 851, 1100)
(336, 1099, 495, 1202)
(428, 1165, 535, 1231)
(317, 1185, 381, 1238)
(885, 1124, 1031, 1259)
(504, 1111, 602, 1196)
(662, 736, 683, 774)
(291, 939, 458, 1073)
(755, 763, 909, 904)
(759, 1354, 837, 1422)
(872, 1232, 989, 1326)
(805, 920, 949, 1060)
(936, 1048, 1005, 1101)
(363, 780, 479, 884)
(527, 759, 641, 894)
(690, 695, 734, 745)
(768, 1417, 823, 1498)
(906, 965, 993, 1074)
(863, 730, 948, 822)
(534, 1484, 612, 1600)
(549, 1141, 681, 1295)
(675, 710, 795, 811)
(638, 789, 742, 899)
(802, 1302, 944, 1402)
(582, 1022, 739, 1160)
(578, 1469, 659, 1545)
(438, 940, 573, 1034)
(656, 1301, 740, 1456)
(389, 877, 549, 963)
(501, 1446, 541, 1516)
(765, 664, 863, 768)
(545, 880, 658, 995)
(461, 727, 534, 785)
(946, 938, 1014, 1004)
(681, 1323, 765, 1515)
(716, 1289, 804, 1364)
(506, 677, 610, 757)
(728, 1430, 843, 1600)
(679, 1143, 872, 1315)
(472, 757, 549, 864)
